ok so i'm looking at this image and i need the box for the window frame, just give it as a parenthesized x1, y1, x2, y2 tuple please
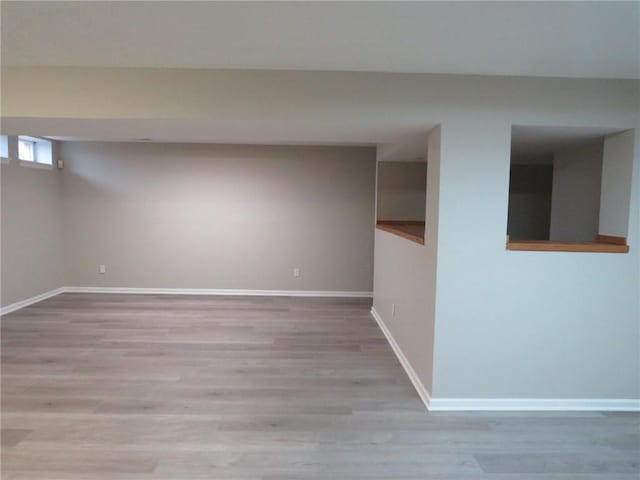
(18, 138, 36, 162)
(0, 136, 9, 164)
(17, 136, 54, 169)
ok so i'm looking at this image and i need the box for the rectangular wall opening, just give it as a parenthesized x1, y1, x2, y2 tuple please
(507, 126, 633, 253)
(376, 160, 427, 244)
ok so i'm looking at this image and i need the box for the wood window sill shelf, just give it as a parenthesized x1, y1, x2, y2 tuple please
(376, 221, 425, 245)
(507, 235, 629, 253)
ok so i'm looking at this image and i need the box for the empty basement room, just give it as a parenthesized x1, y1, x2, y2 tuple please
(1, 2, 639, 479)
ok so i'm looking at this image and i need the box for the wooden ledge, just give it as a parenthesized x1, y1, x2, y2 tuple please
(596, 234, 627, 246)
(507, 235, 629, 253)
(376, 221, 425, 245)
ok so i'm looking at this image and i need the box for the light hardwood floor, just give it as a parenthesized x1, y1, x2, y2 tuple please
(2, 293, 639, 479)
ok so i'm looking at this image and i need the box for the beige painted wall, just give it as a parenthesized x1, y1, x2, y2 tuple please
(1, 158, 64, 307)
(376, 161, 427, 221)
(550, 141, 603, 242)
(600, 130, 635, 237)
(372, 128, 440, 397)
(60, 142, 376, 292)
(373, 229, 434, 392)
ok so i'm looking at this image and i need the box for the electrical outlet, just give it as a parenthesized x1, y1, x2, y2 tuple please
(293, 268, 300, 278)
(99, 264, 106, 274)
(392, 303, 396, 317)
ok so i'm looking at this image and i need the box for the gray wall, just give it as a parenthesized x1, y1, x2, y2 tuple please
(507, 192, 552, 240)
(600, 130, 635, 237)
(550, 141, 603, 242)
(373, 230, 434, 392)
(376, 161, 427, 221)
(60, 142, 376, 292)
(373, 128, 440, 397)
(1, 155, 64, 307)
(507, 164, 553, 240)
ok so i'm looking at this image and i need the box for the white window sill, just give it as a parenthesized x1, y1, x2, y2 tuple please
(19, 160, 53, 170)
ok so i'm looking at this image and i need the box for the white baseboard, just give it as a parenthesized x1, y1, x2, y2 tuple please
(0, 287, 66, 316)
(64, 287, 373, 298)
(428, 398, 640, 412)
(1, 286, 372, 316)
(370, 307, 432, 411)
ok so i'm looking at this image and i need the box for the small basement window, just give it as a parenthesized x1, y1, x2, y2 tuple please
(507, 126, 633, 253)
(18, 138, 35, 161)
(0, 136, 8, 160)
(375, 160, 427, 244)
(18, 136, 53, 166)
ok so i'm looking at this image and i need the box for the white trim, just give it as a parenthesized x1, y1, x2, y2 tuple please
(370, 307, 432, 410)
(64, 286, 373, 298)
(1, 287, 66, 316)
(1, 287, 372, 316)
(428, 398, 640, 412)
(19, 160, 53, 170)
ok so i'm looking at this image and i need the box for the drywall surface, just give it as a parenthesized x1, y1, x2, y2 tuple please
(376, 161, 427, 221)
(373, 229, 434, 394)
(432, 119, 639, 399)
(372, 128, 440, 397)
(2, 68, 638, 144)
(1, 157, 64, 307)
(507, 165, 553, 240)
(550, 141, 603, 242)
(507, 192, 552, 240)
(600, 130, 635, 237)
(60, 142, 375, 292)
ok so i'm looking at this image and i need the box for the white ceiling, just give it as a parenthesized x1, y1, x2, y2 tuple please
(2, 1, 639, 79)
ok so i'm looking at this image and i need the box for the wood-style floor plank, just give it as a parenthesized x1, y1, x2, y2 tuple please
(2, 293, 639, 479)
